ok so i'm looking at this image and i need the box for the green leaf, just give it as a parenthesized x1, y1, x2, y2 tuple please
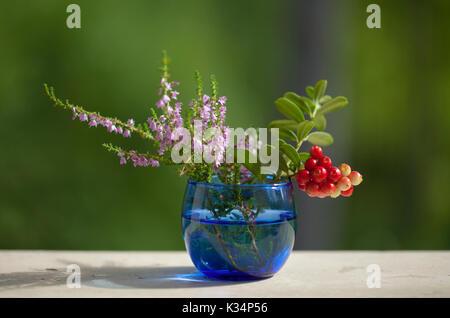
(320, 95, 332, 103)
(306, 131, 334, 146)
(279, 128, 298, 142)
(278, 154, 289, 174)
(280, 143, 300, 167)
(269, 119, 298, 130)
(313, 80, 327, 101)
(296, 120, 315, 141)
(298, 152, 311, 161)
(313, 114, 327, 130)
(283, 92, 310, 114)
(275, 97, 305, 123)
(318, 96, 348, 115)
(306, 86, 314, 99)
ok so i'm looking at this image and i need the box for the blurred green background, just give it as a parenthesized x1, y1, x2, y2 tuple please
(0, 0, 449, 250)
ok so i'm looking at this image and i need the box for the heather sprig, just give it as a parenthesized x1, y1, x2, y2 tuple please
(102, 143, 174, 167)
(44, 84, 154, 141)
(44, 51, 234, 182)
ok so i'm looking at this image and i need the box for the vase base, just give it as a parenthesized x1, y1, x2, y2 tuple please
(199, 270, 274, 281)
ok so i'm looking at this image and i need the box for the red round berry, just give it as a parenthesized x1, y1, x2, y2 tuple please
(320, 182, 336, 196)
(349, 171, 363, 186)
(305, 158, 318, 171)
(318, 156, 332, 168)
(312, 166, 328, 183)
(296, 169, 310, 186)
(310, 145, 323, 159)
(305, 182, 320, 197)
(298, 184, 306, 191)
(341, 185, 354, 197)
(337, 176, 352, 191)
(327, 167, 342, 183)
(339, 163, 351, 177)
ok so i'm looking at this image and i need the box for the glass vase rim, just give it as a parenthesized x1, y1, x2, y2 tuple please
(187, 177, 292, 189)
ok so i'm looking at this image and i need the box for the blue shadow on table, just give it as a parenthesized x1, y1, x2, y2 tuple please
(0, 264, 262, 289)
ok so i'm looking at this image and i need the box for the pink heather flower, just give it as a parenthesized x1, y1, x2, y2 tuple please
(158, 88, 162, 95)
(200, 106, 210, 123)
(103, 120, 111, 127)
(164, 82, 172, 91)
(175, 102, 182, 110)
(162, 94, 170, 104)
(123, 130, 131, 138)
(120, 157, 127, 165)
(219, 106, 226, 123)
(88, 119, 98, 127)
(160, 77, 165, 85)
(117, 152, 124, 157)
(116, 126, 123, 134)
(166, 105, 173, 116)
(79, 113, 88, 122)
(218, 96, 227, 105)
(164, 130, 173, 141)
(172, 81, 179, 86)
(202, 94, 210, 104)
(138, 156, 148, 167)
(127, 119, 135, 126)
(171, 91, 179, 100)
(72, 113, 77, 120)
(108, 125, 117, 133)
(189, 100, 194, 107)
(149, 159, 160, 167)
(156, 99, 165, 108)
(148, 118, 157, 131)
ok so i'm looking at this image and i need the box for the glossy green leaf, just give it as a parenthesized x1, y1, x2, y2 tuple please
(283, 92, 310, 114)
(306, 86, 314, 99)
(279, 128, 298, 142)
(313, 114, 327, 130)
(278, 153, 289, 174)
(280, 143, 300, 167)
(313, 80, 327, 101)
(319, 95, 332, 103)
(306, 131, 334, 146)
(296, 120, 315, 141)
(269, 119, 298, 130)
(318, 96, 348, 115)
(275, 97, 305, 123)
(298, 152, 311, 161)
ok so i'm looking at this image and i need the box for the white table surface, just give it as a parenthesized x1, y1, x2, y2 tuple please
(0, 251, 449, 298)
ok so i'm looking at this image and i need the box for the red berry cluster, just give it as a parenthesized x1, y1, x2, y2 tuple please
(296, 145, 363, 198)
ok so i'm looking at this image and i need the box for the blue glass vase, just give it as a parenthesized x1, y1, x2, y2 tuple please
(181, 176, 297, 280)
